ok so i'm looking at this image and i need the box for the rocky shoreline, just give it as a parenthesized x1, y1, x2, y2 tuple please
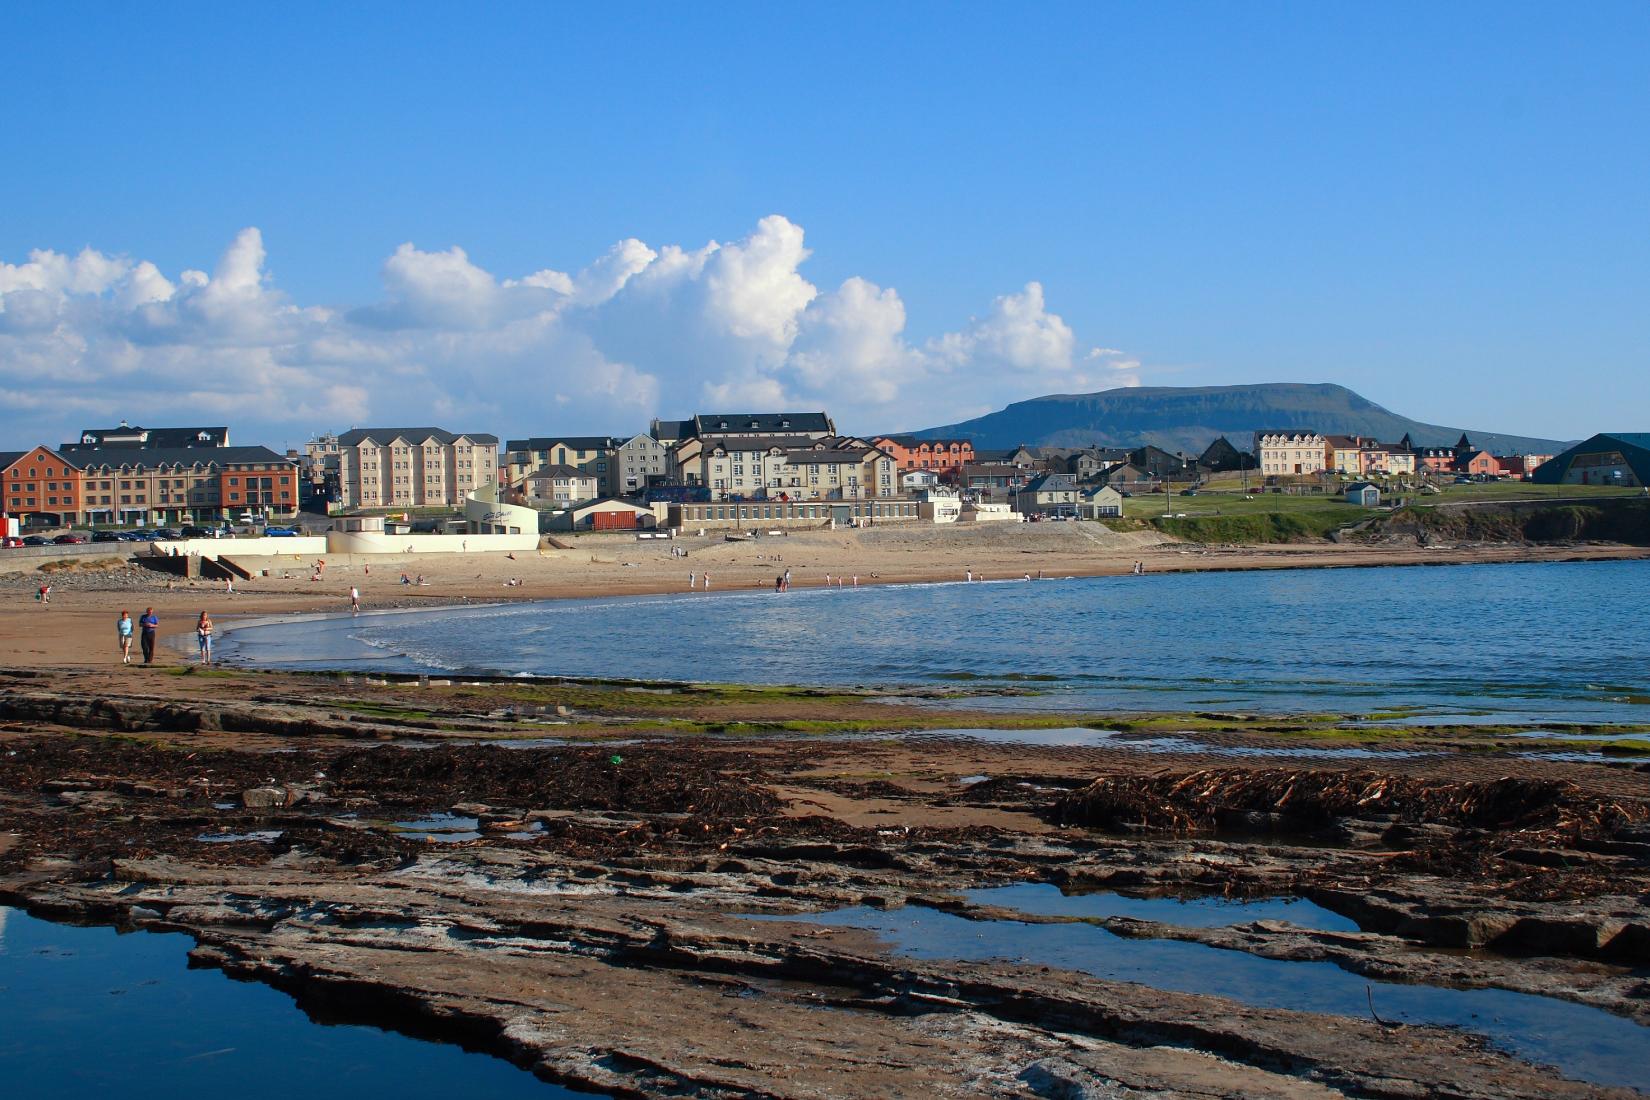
(2, 667, 1648, 1097)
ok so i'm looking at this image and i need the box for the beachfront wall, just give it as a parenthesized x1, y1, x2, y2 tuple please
(151, 536, 328, 560)
(324, 530, 540, 555)
(669, 499, 921, 529)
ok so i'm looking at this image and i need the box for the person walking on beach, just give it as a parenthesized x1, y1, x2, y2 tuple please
(965, 568, 972, 583)
(139, 608, 159, 664)
(196, 611, 213, 665)
(703, 572, 711, 590)
(689, 571, 696, 590)
(350, 586, 361, 615)
(783, 568, 791, 591)
(37, 584, 50, 605)
(117, 610, 133, 664)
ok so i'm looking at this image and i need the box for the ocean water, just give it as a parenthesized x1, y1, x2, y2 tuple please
(221, 559, 1650, 720)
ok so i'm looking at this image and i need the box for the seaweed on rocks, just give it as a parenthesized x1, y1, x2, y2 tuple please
(1047, 768, 1650, 843)
(327, 744, 780, 820)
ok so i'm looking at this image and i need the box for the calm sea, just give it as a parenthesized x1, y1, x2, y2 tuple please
(220, 560, 1650, 721)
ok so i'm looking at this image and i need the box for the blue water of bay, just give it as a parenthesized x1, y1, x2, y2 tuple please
(221, 560, 1650, 722)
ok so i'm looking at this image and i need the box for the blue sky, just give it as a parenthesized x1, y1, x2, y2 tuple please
(1, 2, 1645, 448)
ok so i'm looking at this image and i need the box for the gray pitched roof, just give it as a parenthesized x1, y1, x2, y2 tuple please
(784, 449, 870, 465)
(338, 427, 499, 447)
(706, 435, 816, 453)
(1021, 472, 1078, 493)
(506, 436, 616, 453)
(77, 446, 291, 469)
(693, 412, 833, 435)
(525, 464, 597, 480)
(66, 425, 228, 449)
(73, 446, 293, 471)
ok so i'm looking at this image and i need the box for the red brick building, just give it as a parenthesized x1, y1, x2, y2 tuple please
(1, 446, 84, 527)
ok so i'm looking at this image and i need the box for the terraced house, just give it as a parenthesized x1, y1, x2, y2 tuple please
(338, 428, 499, 509)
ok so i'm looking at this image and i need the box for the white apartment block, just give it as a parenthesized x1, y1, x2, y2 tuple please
(337, 428, 499, 508)
(1254, 430, 1328, 477)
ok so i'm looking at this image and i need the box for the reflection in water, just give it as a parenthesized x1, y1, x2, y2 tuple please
(221, 560, 1650, 722)
(0, 907, 596, 1098)
(747, 901, 1650, 1093)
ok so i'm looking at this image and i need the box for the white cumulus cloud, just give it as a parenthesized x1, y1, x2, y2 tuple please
(0, 216, 1143, 447)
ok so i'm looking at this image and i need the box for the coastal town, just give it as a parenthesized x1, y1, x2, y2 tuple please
(3, 412, 1645, 543)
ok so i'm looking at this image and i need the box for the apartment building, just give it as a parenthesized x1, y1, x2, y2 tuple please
(2, 445, 296, 526)
(671, 435, 897, 501)
(1325, 436, 1418, 477)
(612, 433, 669, 495)
(503, 436, 615, 493)
(520, 464, 602, 507)
(66, 422, 230, 450)
(1254, 430, 1328, 477)
(337, 428, 499, 509)
(76, 447, 298, 524)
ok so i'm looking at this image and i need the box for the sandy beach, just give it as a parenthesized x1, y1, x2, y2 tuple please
(1, 522, 1645, 669)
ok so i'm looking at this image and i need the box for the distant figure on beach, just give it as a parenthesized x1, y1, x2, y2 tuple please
(775, 575, 784, 592)
(852, 575, 858, 587)
(196, 611, 213, 665)
(415, 574, 426, 586)
(401, 573, 411, 585)
(350, 586, 361, 614)
(689, 571, 696, 589)
(965, 568, 972, 583)
(224, 576, 234, 595)
(1024, 573, 1031, 581)
(117, 610, 133, 664)
(139, 608, 158, 664)
(783, 568, 791, 590)
(37, 584, 50, 605)
(703, 572, 712, 590)
(824, 573, 831, 586)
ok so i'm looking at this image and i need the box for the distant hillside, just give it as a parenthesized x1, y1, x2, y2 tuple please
(907, 383, 1566, 455)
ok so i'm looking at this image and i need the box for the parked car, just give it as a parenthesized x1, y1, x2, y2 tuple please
(155, 528, 183, 540)
(180, 525, 230, 539)
(22, 535, 49, 546)
(91, 530, 122, 543)
(263, 526, 298, 537)
(1179, 488, 1199, 496)
(53, 533, 88, 544)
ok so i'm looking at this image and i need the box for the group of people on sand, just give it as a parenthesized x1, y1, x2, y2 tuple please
(112, 607, 175, 665)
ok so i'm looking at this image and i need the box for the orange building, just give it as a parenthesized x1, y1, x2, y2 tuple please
(0, 446, 84, 527)
(871, 436, 975, 478)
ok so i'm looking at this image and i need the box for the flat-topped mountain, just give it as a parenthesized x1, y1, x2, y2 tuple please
(906, 383, 1566, 455)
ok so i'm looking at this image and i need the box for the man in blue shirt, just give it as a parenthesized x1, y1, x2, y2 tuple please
(139, 608, 160, 665)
